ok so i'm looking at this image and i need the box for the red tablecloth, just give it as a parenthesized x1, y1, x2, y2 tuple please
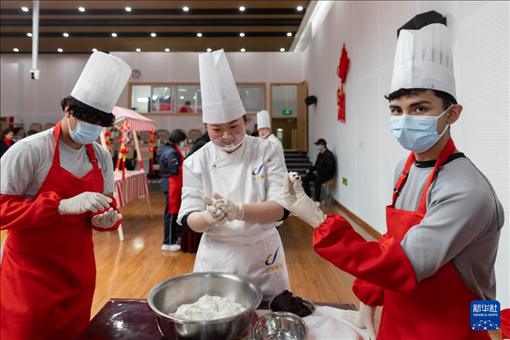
(114, 170, 149, 208)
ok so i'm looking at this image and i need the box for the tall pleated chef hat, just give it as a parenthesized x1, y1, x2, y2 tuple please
(257, 110, 271, 129)
(71, 52, 132, 113)
(199, 49, 246, 124)
(390, 23, 456, 99)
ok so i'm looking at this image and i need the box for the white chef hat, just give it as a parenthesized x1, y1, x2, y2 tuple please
(199, 49, 246, 124)
(71, 52, 132, 113)
(390, 23, 456, 99)
(257, 110, 271, 129)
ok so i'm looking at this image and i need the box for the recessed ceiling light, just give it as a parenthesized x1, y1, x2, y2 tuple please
(165, 48, 170, 52)
(13, 48, 19, 52)
(239, 6, 245, 11)
(151, 33, 156, 37)
(58, 48, 63, 53)
(78, 7, 85, 12)
(241, 48, 246, 52)
(280, 48, 285, 52)
(125, 7, 132, 12)
(239, 33, 245, 37)
(111, 33, 117, 37)
(287, 32, 293, 37)
(183, 6, 189, 12)
(63, 33, 69, 37)
(27, 32, 33, 37)
(92, 48, 98, 52)
(297, 6, 304, 11)
(180, 96, 185, 100)
(207, 48, 212, 52)
(21, 7, 29, 12)
(136, 48, 141, 52)
(197, 33, 202, 37)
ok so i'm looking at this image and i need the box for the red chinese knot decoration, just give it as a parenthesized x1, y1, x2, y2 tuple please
(337, 43, 350, 123)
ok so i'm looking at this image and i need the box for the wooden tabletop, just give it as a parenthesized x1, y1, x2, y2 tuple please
(75, 298, 356, 339)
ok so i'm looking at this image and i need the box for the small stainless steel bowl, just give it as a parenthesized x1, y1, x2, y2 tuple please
(269, 296, 316, 317)
(147, 272, 262, 339)
(251, 311, 308, 340)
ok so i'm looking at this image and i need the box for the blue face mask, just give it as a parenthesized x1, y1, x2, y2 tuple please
(316, 145, 321, 151)
(178, 141, 185, 149)
(390, 105, 452, 153)
(68, 118, 103, 145)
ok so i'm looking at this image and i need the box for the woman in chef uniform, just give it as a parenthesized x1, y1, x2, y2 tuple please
(178, 49, 290, 299)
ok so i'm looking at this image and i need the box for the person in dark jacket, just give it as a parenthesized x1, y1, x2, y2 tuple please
(159, 129, 187, 251)
(1, 129, 15, 158)
(302, 138, 336, 206)
(189, 132, 210, 157)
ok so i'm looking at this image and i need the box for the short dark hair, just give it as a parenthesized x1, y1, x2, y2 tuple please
(27, 130, 39, 136)
(2, 128, 14, 138)
(169, 129, 187, 144)
(184, 101, 191, 106)
(60, 95, 116, 127)
(385, 88, 457, 110)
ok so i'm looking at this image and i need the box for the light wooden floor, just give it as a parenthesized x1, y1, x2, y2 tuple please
(1, 191, 501, 339)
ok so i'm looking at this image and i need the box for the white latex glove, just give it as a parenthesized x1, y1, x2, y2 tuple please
(283, 172, 326, 228)
(342, 302, 377, 340)
(58, 192, 112, 215)
(202, 196, 228, 226)
(212, 192, 245, 222)
(92, 208, 123, 229)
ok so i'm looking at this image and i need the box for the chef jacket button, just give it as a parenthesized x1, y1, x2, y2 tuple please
(213, 164, 217, 168)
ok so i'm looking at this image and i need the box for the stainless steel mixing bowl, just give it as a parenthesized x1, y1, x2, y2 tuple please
(147, 272, 262, 339)
(251, 312, 308, 340)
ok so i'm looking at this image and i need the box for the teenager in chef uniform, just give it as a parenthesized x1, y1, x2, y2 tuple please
(178, 50, 290, 299)
(283, 24, 504, 340)
(0, 52, 131, 340)
(257, 110, 284, 155)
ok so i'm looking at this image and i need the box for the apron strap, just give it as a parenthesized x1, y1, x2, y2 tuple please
(417, 138, 456, 214)
(52, 122, 63, 167)
(85, 144, 99, 171)
(391, 153, 416, 206)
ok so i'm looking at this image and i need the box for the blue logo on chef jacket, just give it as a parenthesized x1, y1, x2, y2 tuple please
(265, 247, 280, 265)
(252, 164, 264, 181)
(471, 300, 500, 331)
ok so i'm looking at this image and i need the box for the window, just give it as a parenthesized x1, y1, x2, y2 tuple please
(130, 83, 264, 114)
(151, 86, 172, 112)
(131, 85, 151, 113)
(237, 85, 264, 113)
(176, 85, 202, 113)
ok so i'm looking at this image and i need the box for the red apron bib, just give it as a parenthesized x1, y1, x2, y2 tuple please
(1, 122, 103, 340)
(378, 138, 490, 340)
(167, 145, 184, 214)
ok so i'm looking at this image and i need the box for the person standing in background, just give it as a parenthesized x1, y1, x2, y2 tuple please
(159, 129, 187, 251)
(0, 129, 14, 158)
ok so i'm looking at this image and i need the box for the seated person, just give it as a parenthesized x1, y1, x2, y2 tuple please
(179, 101, 192, 113)
(302, 138, 335, 206)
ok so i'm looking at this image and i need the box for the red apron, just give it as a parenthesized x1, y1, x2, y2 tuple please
(167, 145, 184, 214)
(378, 138, 490, 340)
(1, 122, 103, 340)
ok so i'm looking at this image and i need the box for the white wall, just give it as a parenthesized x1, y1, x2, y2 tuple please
(304, 1, 510, 308)
(0, 54, 91, 128)
(0, 51, 304, 133)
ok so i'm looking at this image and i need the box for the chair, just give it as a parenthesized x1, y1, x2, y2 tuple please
(139, 130, 153, 144)
(44, 123, 56, 130)
(321, 178, 335, 206)
(157, 129, 170, 140)
(29, 122, 43, 132)
(188, 129, 202, 138)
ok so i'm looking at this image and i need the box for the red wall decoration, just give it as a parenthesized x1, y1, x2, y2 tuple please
(337, 43, 350, 123)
